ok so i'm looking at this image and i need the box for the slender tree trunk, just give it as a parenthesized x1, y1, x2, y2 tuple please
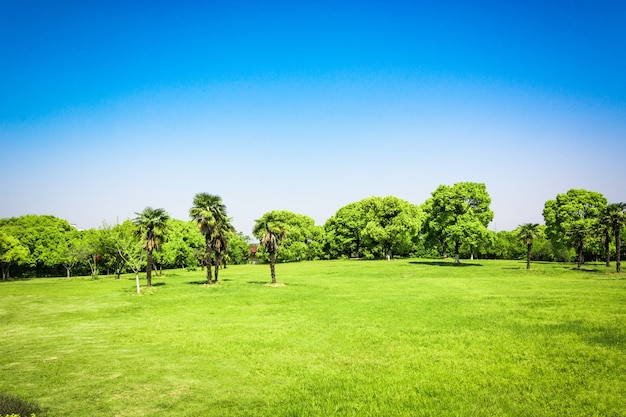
(135, 272, 141, 294)
(616, 229, 622, 273)
(65, 266, 71, 278)
(577, 241, 584, 269)
(205, 238, 213, 284)
(269, 251, 276, 284)
(605, 236, 611, 267)
(214, 254, 221, 282)
(146, 249, 153, 287)
(454, 241, 460, 264)
(526, 244, 532, 269)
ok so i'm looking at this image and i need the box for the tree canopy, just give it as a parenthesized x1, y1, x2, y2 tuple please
(422, 182, 494, 263)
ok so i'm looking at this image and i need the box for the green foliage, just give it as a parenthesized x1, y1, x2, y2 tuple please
(133, 207, 170, 286)
(0, 230, 29, 280)
(0, 215, 73, 276)
(325, 196, 422, 260)
(253, 210, 324, 263)
(189, 193, 232, 283)
(543, 189, 607, 267)
(422, 182, 493, 261)
(158, 219, 204, 269)
(226, 231, 252, 265)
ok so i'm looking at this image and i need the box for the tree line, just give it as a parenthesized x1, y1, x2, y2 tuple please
(1, 185, 625, 281)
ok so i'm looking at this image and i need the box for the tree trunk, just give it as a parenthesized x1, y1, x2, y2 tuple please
(269, 251, 276, 284)
(205, 238, 213, 284)
(577, 241, 584, 269)
(146, 249, 153, 287)
(135, 272, 141, 294)
(616, 229, 622, 273)
(65, 266, 71, 278)
(605, 237, 611, 267)
(526, 244, 532, 269)
(214, 254, 221, 282)
(454, 241, 460, 264)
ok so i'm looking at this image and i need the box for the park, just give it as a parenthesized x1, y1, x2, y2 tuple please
(1, 185, 625, 416)
(1, 259, 625, 416)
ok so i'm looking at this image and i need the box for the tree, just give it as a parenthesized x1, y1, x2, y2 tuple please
(59, 230, 82, 278)
(324, 202, 366, 259)
(606, 203, 626, 273)
(133, 207, 170, 287)
(0, 230, 29, 280)
(598, 207, 614, 267)
(517, 223, 541, 269)
(423, 182, 494, 263)
(226, 231, 253, 265)
(111, 220, 145, 293)
(543, 189, 607, 269)
(159, 219, 205, 270)
(359, 196, 423, 260)
(189, 193, 230, 285)
(253, 211, 287, 284)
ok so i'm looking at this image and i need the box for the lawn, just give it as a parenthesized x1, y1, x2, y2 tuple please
(1, 259, 625, 416)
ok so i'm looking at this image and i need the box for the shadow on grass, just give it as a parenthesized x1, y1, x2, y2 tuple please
(409, 261, 482, 267)
(247, 281, 270, 285)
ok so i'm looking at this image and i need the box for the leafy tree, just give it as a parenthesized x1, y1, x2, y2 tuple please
(359, 196, 423, 260)
(606, 203, 626, 273)
(159, 219, 205, 269)
(517, 223, 541, 269)
(423, 182, 494, 263)
(59, 230, 83, 278)
(227, 231, 252, 265)
(253, 210, 323, 263)
(189, 193, 230, 284)
(133, 207, 170, 287)
(253, 211, 287, 284)
(0, 230, 29, 280)
(543, 189, 607, 269)
(111, 220, 145, 293)
(324, 202, 366, 259)
(0, 215, 73, 276)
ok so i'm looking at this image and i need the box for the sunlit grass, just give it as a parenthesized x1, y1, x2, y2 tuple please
(1, 259, 625, 416)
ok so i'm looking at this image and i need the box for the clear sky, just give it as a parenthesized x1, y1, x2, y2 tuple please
(1, 0, 625, 236)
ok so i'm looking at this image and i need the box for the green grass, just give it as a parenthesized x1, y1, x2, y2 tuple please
(1, 259, 625, 416)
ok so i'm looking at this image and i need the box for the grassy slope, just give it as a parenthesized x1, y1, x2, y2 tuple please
(1, 259, 625, 416)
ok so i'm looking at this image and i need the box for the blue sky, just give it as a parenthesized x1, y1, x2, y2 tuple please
(1, 0, 625, 235)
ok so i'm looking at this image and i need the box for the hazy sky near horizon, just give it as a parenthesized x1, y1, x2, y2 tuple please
(1, 1, 625, 235)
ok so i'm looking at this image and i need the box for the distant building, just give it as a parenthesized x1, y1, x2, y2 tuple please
(249, 244, 258, 263)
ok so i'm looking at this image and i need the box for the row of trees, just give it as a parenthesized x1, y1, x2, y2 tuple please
(2, 185, 625, 281)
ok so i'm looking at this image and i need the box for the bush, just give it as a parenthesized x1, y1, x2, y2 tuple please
(0, 393, 42, 417)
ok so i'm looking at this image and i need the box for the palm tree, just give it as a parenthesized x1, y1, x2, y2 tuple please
(253, 213, 285, 284)
(607, 203, 626, 273)
(517, 223, 540, 269)
(213, 222, 233, 282)
(566, 222, 590, 270)
(189, 193, 229, 284)
(133, 207, 169, 287)
(599, 207, 614, 267)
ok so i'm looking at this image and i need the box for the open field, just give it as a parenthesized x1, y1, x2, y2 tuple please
(1, 259, 625, 416)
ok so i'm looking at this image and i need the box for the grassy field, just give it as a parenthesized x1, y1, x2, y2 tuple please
(1, 259, 625, 417)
